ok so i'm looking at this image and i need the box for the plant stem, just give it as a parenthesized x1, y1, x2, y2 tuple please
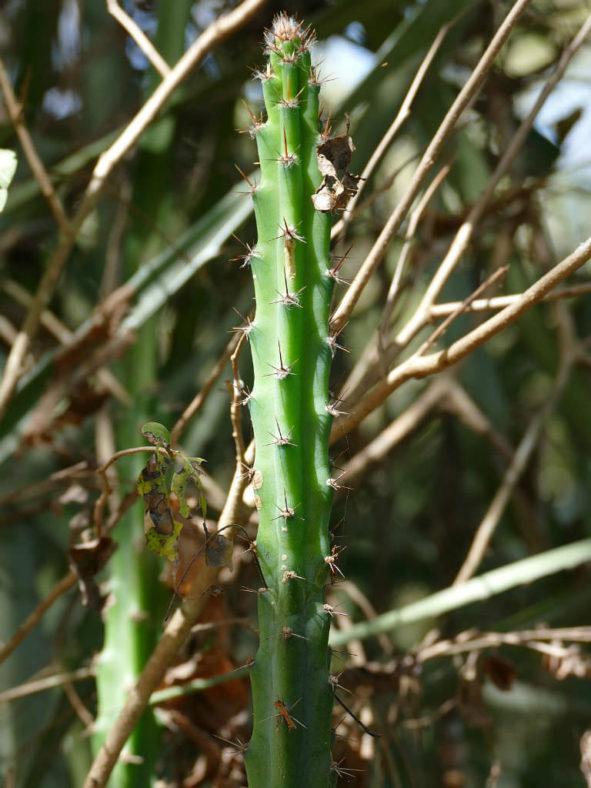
(330, 538, 591, 647)
(243, 15, 336, 787)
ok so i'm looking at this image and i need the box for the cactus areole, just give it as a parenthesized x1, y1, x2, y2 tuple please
(243, 14, 344, 787)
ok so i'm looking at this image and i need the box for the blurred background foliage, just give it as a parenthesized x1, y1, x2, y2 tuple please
(1, 0, 591, 786)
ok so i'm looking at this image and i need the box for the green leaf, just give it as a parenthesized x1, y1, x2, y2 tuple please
(140, 421, 171, 448)
(137, 452, 181, 561)
(0, 149, 17, 213)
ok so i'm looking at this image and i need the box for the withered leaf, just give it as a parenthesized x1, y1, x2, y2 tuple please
(542, 645, 591, 680)
(313, 127, 359, 213)
(316, 132, 354, 176)
(205, 532, 233, 570)
(69, 536, 116, 610)
(482, 654, 516, 691)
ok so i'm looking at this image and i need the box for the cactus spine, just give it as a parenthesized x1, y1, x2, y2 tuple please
(243, 15, 336, 787)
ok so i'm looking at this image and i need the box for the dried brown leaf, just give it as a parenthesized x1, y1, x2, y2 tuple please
(68, 536, 116, 610)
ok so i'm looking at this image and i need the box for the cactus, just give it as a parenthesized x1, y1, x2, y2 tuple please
(242, 14, 344, 787)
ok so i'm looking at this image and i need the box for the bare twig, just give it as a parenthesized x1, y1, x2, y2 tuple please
(332, 581, 395, 659)
(0, 666, 94, 704)
(171, 332, 239, 445)
(342, 376, 449, 485)
(228, 332, 248, 466)
(439, 379, 514, 463)
(0, 572, 78, 666)
(64, 679, 95, 728)
(332, 21, 452, 240)
(331, 236, 591, 443)
(453, 302, 575, 583)
(393, 12, 591, 352)
(0, 0, 267, 420)
(428, 282, 591, 318)
(330, 0, 532, 334)
(414, 265, 509, 357)
(330, 537, 591, 647)
(418, 626, 591, 662)
(0, 460, 90, 507)
(2, 278, 131, 406)
(453, 391, 559, 584)
(378, 163, 452, 365)
(0, 484, 139, 667)
(93, 445, 166, 537)
(0, 59, 71, 234)
(106, 0, 171, 78)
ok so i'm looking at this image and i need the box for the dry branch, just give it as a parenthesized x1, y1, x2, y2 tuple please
(332, 236, 591, 442)
(0, 0, 267, 420)
(330, 0, 532, 334)
(106, 0, 171, 78)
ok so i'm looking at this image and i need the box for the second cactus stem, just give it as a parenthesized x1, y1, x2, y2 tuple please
(243, 14, 337, 788)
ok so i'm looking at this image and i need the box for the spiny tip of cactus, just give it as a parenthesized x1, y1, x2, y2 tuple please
(268, 13, 302, 42)
(327, 473, 352, 492)
(266, 419, 296, 447)
(274, 491, 303, 521)
(265, 13, 316, 57)
(325, 545, 346, 578)
(271, 285, 305, 309)
(231, 317, 255, 340)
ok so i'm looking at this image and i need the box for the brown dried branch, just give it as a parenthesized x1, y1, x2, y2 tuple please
(0, 666, 94, 704)
(0, 0, 268, 420)
(342, 375, 450, 485)
(332, 19, 453, 240)
(428, 281, 591, 318)
(0, 59, 71, 234)
(171, 332, 239, 446)
(438, 379, 514, 463)
(0, 477, 139, 668)
(330, 0, 532, 334)
(418, 626, 591, 662)
(0, 572, 78, 666)
(377, 163, 452, 358)
(414, 264, 509, 357)
(228, 332, 249, 467)
(393, 12, 591, 353)
(331, 236, 591, 443)
(2, 278, 131, 406)
(106, 0, 171, 78)
(453, 301, 576, 583)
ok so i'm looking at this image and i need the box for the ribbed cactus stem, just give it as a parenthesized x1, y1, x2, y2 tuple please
(243, 15, 336, 788)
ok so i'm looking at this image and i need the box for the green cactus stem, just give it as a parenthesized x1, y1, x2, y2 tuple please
(243, 14, 345, 787)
